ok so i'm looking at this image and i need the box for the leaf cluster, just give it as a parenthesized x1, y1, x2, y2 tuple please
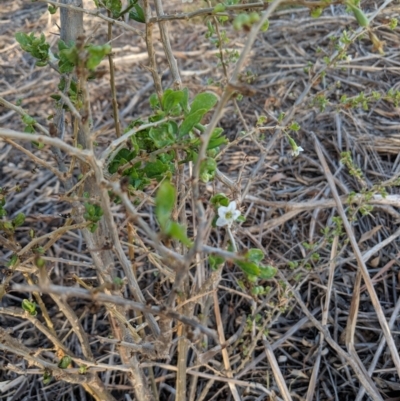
(155, 181, 192, 246)
(84, 202, 104, 232)
(93, 0, 145, 22)
(108, 89, 227, 190)
(235, 249, 277, 283)
(0, 212, 25, 233)
(15, 32, 49, 67)
(56, 40, 111, 73)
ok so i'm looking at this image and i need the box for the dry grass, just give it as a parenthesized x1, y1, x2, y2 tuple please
(1, 0, 400, 400)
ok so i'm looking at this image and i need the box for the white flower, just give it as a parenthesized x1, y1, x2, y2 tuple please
(290, 146, 304, 158)
(287, 136, 304, 158)
(216, 201, 241, 227)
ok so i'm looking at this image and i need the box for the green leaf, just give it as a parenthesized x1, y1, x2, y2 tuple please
(289, 121, 301, 131)
(15, 32, 29, 48)
(2, 221, 14, 231)
(249, 12, 260, 23)
(149, 93, 160, 109)
(347, 2, 369, 27)
(190, 92, 218, 115)
(209, 254, 225, 270)
(208, 127, 228, 149)
(247, 274, 258, 283)
(129, 4, 145, 23)
(78, 365, 88, 374)
(124, 167, 150, 190)
(261, 20, 270, 32)
(59, 45, 78, 72)
(200, 157, 217, 183)
(311, 7, 323, 18)
(87, 44, 111, 70)
(15, 32, 49, 64)
(180, 148, 197, 164)
(162, 89, 184, 113)
(210, 193, 229, 207)
(58, 356, 72, 369)
(180, 87, 190, 114)
(233, 13, 251, 30)
(34, 246, 45, 255)
(84, 203, 95, 217)
(95, 206, 104, 220)
(48, 5, 58, 14)
(35, 256, 46, 268)
(149, 124, 176, 148)
(167, 120, 179, 136)
(13, 213, 25, 228)
(83, 203, 103, 224)
(43, 370, 52, 385)
(180, 93, 218, 136)
(88, 223, 98, 233)
(259, 265, 277, 279)
(180, 109, 207, 136)
(58, 39, 71, 52)
(110, 0, 122, 17)
(119, 147, 136, 161)
(245, 249, 264, 263)
(22, 299, 37, 316)
(96, 0, 122, 17)
(207, 148, 217, 158)
(155, 180, 175, 228)
(22, 114, 35, 126)
(108, 148, 136, 174)
(235, 260, 260, 276)
(143, 159, 171, 180)
(166, 221, 192, 246)
(7, 254, 19, 268)
(35, 60, 48, 67)
(213, 3, 226, 13)
(288, 136, 297, 148)
(33, 142, 45, 150)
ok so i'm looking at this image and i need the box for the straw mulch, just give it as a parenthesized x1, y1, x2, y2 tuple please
(1, 1, 400, 400)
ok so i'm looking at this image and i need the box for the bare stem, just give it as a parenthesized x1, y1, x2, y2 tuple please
(107, 11, 121, 138)
(153, 0, 181, 88)
(13, 283, 218, 339)
(144, 0, 163, 103)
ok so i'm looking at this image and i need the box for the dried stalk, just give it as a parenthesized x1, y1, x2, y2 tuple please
(263, 338, 293, 401)
(0, 96, 49, 135)
(0, 328, 116, 401)
(106, 10, 121, 138)
(213, 291, 241, 401)
(3, 139, 66, 181)
(305, 235, 339, 401)
(38, 0, 143, 37)
(0, 307, 70, 354)
(313, 133, 400, 377)
(279, 278, 384, 401)
(355, 295, 400, 401)
(12, 283, 218, 340)
(144, 0, 163, 102)
(0, 128, 88, 160)
(153, 0, 181, 88)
